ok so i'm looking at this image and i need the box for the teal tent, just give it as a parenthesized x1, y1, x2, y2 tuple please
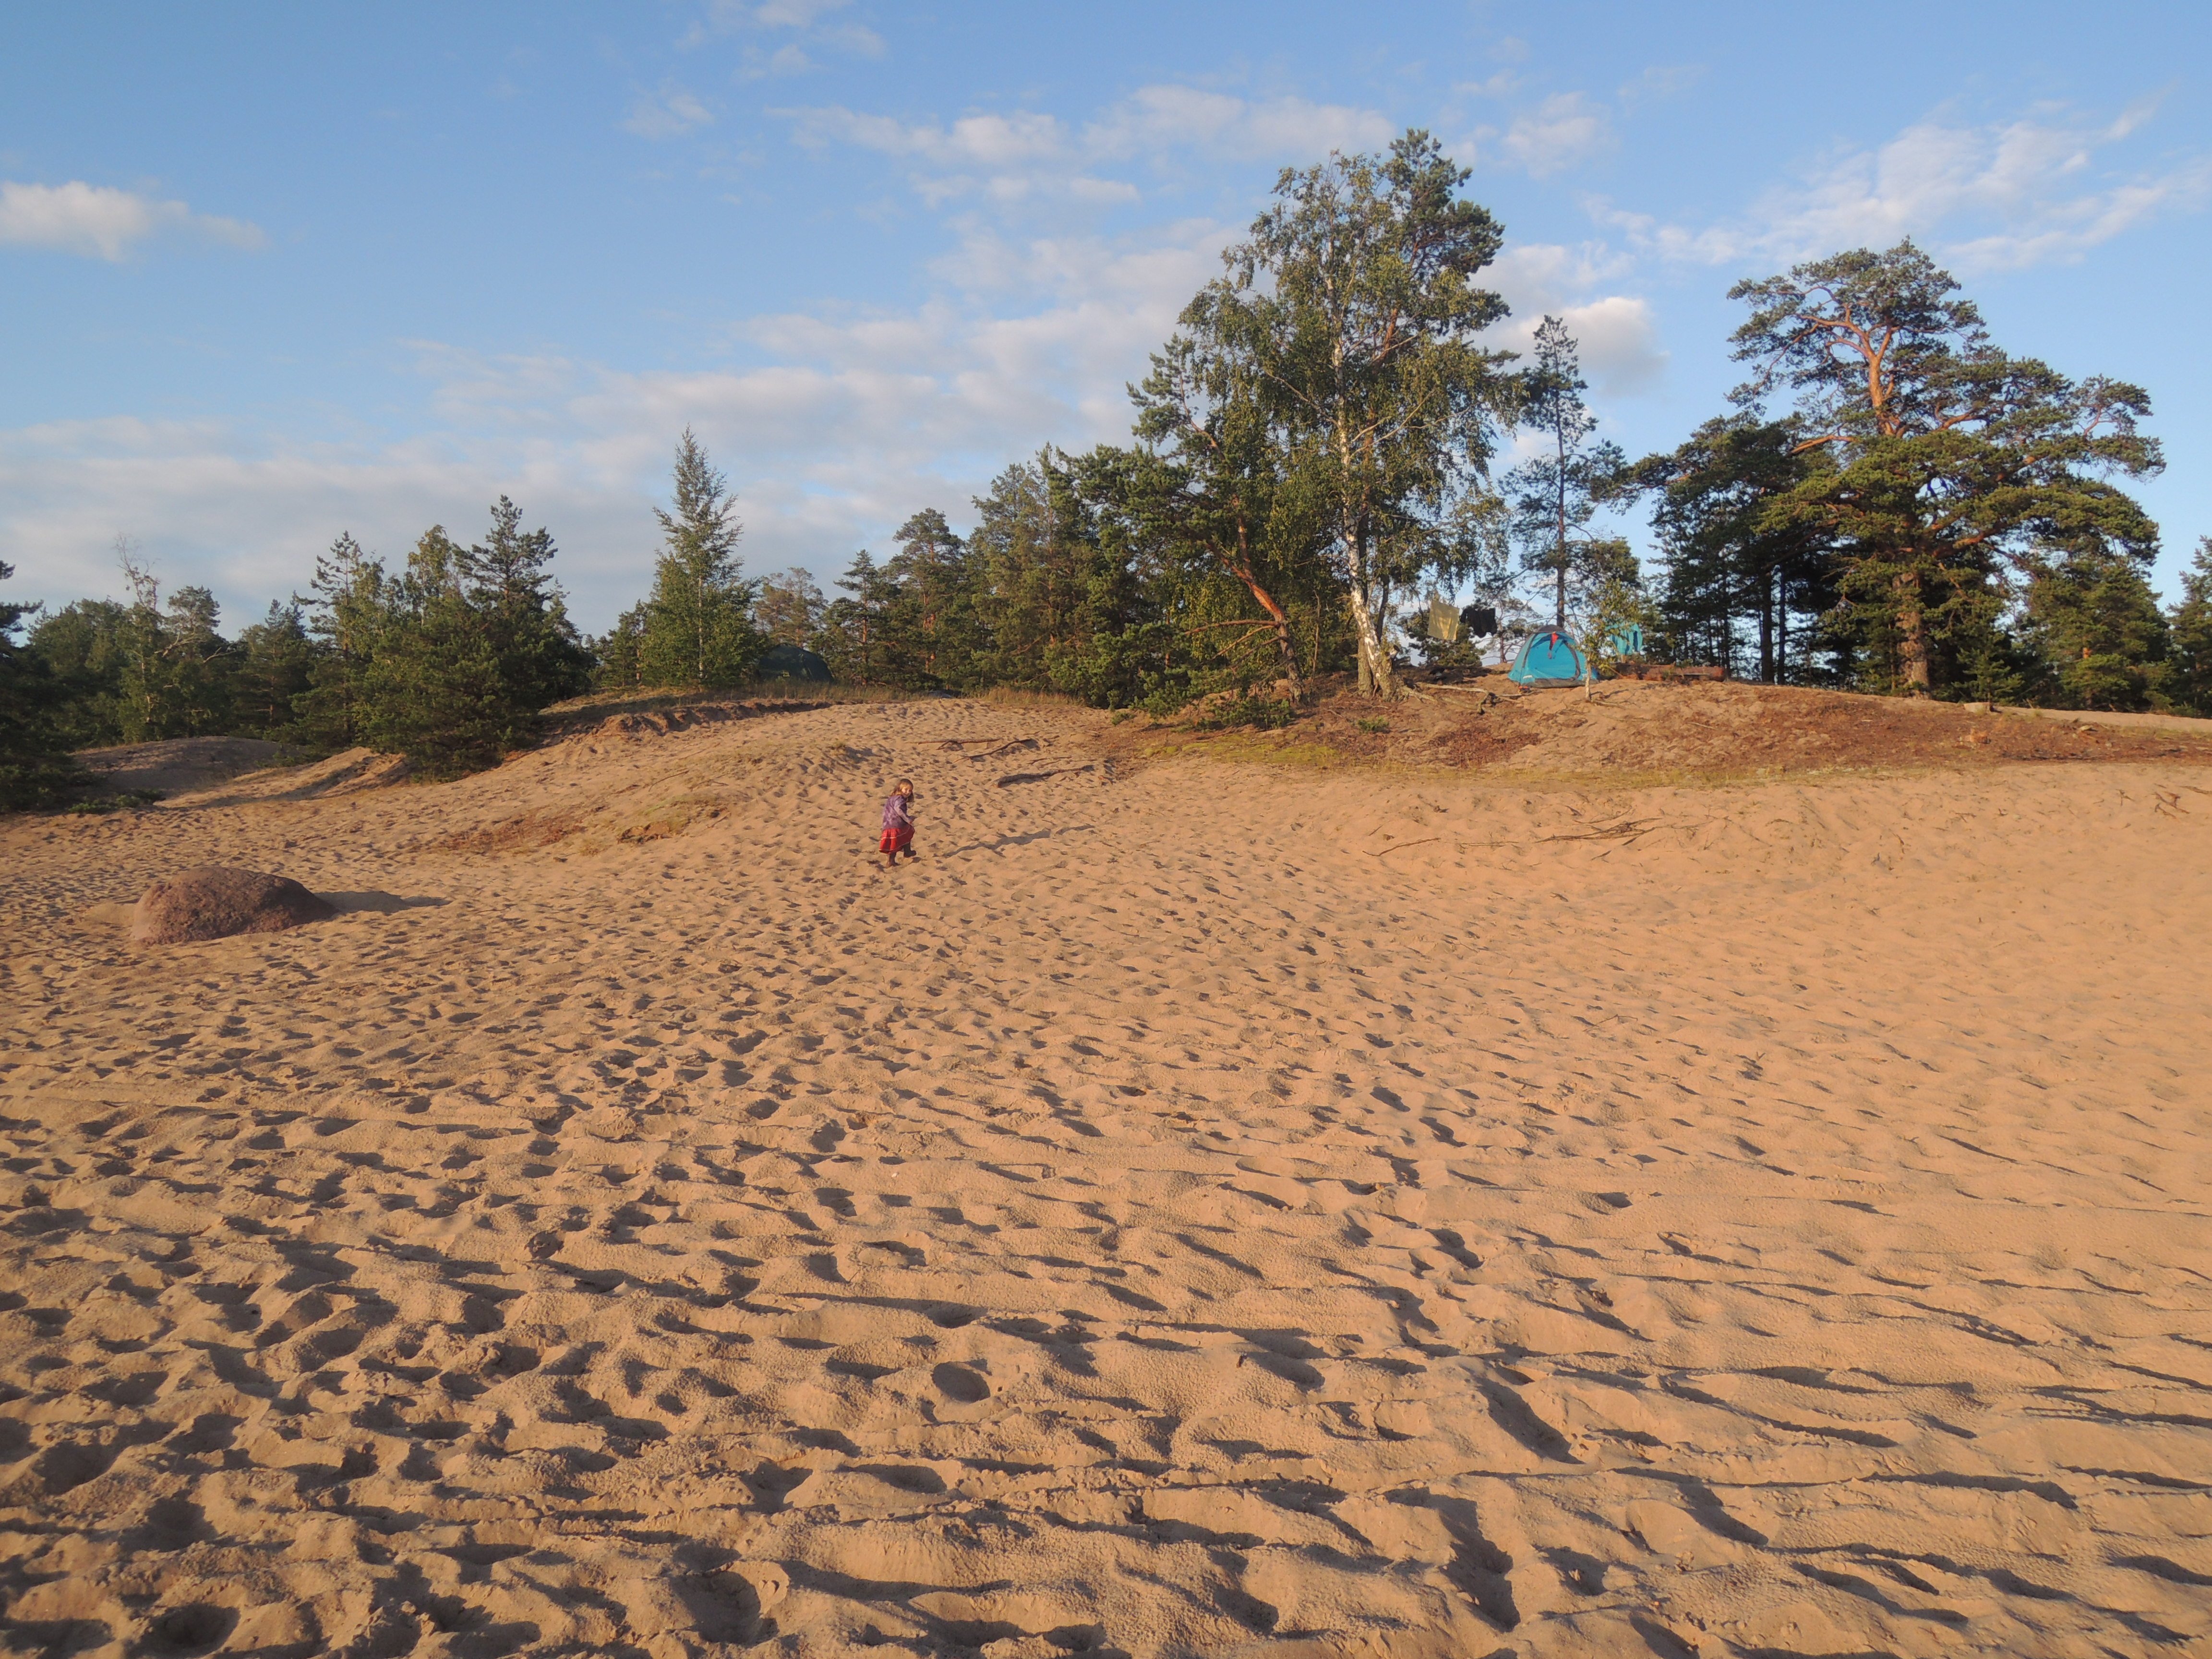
(1508, 629, 1589, 687)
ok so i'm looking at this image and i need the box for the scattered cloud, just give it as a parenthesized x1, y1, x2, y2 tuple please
(1595, 101, 2210, 272)
(1616, 64, 1704, 108)
(694, 0, 885, 71)
(0, 180, 264, 261)
(1482, 243, 1666, 394)
(782, 84, 1393, 210)
(1083, 86, 1394, 163)
(790, 107, 1068, 169)
(1499, 92, 1615, 178)
(622, 82, 715, 139)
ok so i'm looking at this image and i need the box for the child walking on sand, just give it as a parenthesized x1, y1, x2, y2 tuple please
(879, 779, 916, 869)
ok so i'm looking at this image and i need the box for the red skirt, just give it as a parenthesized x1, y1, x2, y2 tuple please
(878, 823, 913, 854)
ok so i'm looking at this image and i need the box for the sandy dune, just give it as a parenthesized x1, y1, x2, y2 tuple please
(2, 697, 2209, 1658)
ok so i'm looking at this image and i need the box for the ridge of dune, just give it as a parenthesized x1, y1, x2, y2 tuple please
(3, 697, 2209, 1657)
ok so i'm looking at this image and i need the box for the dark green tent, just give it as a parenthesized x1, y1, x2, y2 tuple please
(755, 644, 833, 683)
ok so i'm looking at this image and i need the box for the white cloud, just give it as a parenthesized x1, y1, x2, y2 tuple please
(1083, 86, 1394, 162)
(1500, 92, 1614, 177)
(0, 180, 264, 261)
(623, 83, 715, 139)
(745, 0, 846, 26)
(1616, 64, 1703, 108)
(787, 106, 1069, 169)
(1597, 101, 2210, 272)
(1480, 243, 1666, 394)
(697, 0, 883, 68)
(783, 83, 1395, 209)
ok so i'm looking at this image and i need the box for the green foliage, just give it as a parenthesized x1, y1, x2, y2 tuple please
(357, 529, 511, 777)
(1630, 414, 1841, 681)
(2018, 549, 2170, 711)
(0, 560, 89, 809)
(1500, 316, 1627, 630)
(592, 603, 649, 694)
(233, 601, 317, 738)
(295, 533, 389, 751)
(64, 788, 163, 816)
(34, 550, 243, 745)
(293, 504, 593, 775)
(1194, 695, 1302, 731)
(2168, 538, 2212, 716)
(461, 495, 595, 713)
(878, 508, 981, 688)
(756, 568, 826, 649)
(24, 599, 131, 748)
(1729, 240, 2163, 695)
(1201, 129, 1515, 696)
(638, 430, 761, 687)
(1566, 540, 1659, 679)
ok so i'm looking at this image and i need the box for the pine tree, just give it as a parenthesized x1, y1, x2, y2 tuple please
(2018, 550, 2169, 710)
(296, 533, 389, 751)
(0, 561, 87, 809)
(755, 569, 826, 649)
(593, 604, 649, 693)
(1501, 317, 1628, 633)
(233, 601, 317, 738)
(359, 529, 507, 777)
(25, 599, 131, 748)
(159, 584, 236, 737)
(459, 496, 594, 712)
(2169, 538, 2212, 716)
(1630, 414, 1840, 680)
(1730, 240, 2163, 695)
(639, 430, 761, 687)
(820, 552, 891, 683)
(882, 509, 979, 688)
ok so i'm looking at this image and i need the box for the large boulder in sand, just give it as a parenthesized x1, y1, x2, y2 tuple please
(130, 867, 336, 946)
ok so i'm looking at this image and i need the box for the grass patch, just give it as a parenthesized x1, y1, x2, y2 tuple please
(974, 685, 1091, 709)
(65, 789, 165, 816)
(1196, 695, 1303, 732)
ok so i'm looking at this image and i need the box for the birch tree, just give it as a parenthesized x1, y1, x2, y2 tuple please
(1206, 130, 1514, 697)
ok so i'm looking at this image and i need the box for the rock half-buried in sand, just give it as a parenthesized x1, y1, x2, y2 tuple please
(130, 866, 336, 946)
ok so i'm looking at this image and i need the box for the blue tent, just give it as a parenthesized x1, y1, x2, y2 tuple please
(1508, 629, 1590, 687)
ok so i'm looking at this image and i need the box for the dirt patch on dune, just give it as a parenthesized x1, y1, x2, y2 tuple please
(1154, 677, 2212, 778)
(73, 736, 311, 797)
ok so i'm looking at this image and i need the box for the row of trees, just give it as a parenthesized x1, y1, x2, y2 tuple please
(2, 499, 595, 794)
(7, 129, 2211, 807)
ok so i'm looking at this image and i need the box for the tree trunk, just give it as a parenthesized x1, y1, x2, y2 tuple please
(1335, 496, 1396, 697)
(1222, 527, 1302, 696)
(1758, 571, 1775, 683)
(1895, 570, 1931, 693)
(1348, 585, 1396, 698)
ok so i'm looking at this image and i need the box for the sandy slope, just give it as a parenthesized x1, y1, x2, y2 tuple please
(2, 699, 2209, 1659)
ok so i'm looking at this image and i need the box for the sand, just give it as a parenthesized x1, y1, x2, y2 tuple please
(2, 696, 2209, 1658)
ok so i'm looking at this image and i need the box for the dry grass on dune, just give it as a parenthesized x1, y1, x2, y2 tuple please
(2, 692, 2209, 1657)
(1144, 676, 2212, 783)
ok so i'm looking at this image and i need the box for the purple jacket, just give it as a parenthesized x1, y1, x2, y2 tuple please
(882, 793, 914, 831)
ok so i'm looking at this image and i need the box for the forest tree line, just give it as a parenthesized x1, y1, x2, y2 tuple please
(7, 129, 2212, 807)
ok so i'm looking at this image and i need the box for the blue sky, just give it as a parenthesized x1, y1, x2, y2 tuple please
(3, 1, 2207, 633)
